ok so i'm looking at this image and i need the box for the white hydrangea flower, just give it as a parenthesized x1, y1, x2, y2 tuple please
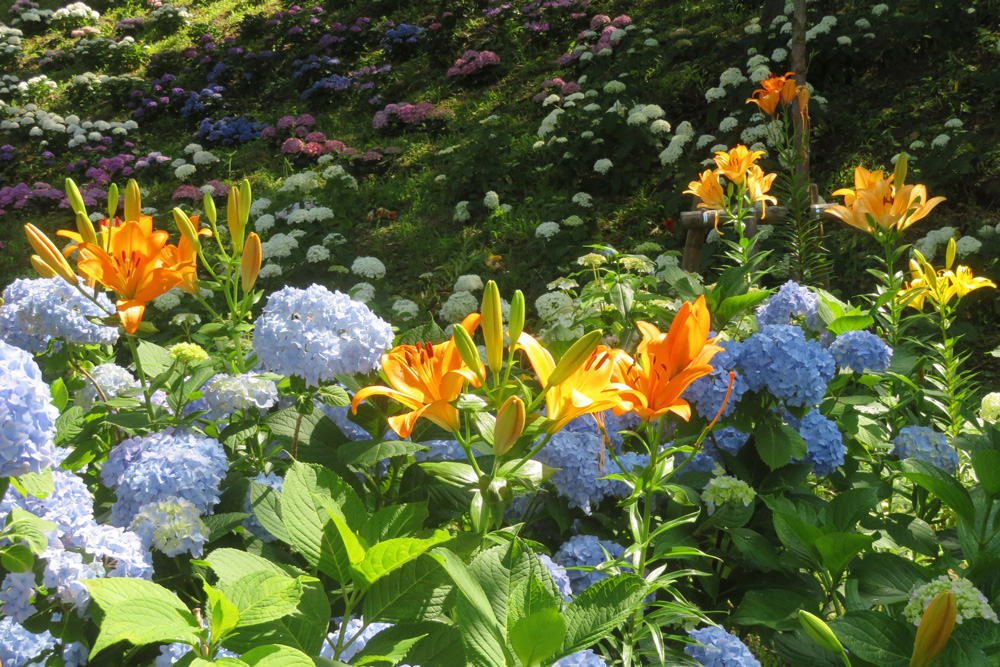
(192, 151, 218, 165)
(981, 393, 1000, 423)
(931, 134, 950, 148)
(603, 80, 626, 94)
(909, 140, 926, 150)
(944, 118, 963, 129)
(563, 215, 584, 227)
(535, 221, 561, 239)
(705, 87, 726, 102)
(719, 116, 739, 132)
(152, 288, 183, 311)
(439, 291, 479, 323)
(955, 236, 981, 259)
(174, 164, 196, 179)
(350, 282, 376, 303)
(572, 192, 593, 208)
(260, 233, 298, 259)
(535, 292, 574, 322)
(650, 119, 672, 135)
(249, 198, 271, 216)
(483, 191, 500, 210)
(719, 68, 747, 88)
(184, 143, 202, 154)
(904, 576, 998, 625)
(254, 214, 275, 234)
(593, 158, 613, 174)
(305, 245, 330, 263)
(696, 134, 717, 149)
(453, 274, 484, 292)
(837, 36, 852, 46)
(392, 299, 419, 320)
(351, 257, 386, 280)
(702, 475, 755, 514)
(872, 3, 889, 15)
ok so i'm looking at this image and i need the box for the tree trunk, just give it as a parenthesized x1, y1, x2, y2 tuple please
(790, 0, 810, 178)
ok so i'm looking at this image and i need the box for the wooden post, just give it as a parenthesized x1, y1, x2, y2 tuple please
(790, 0, 810, 177)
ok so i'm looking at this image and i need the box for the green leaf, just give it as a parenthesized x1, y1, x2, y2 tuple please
(4, 508, 56, 554)
(714, 291, 770, 326)
(829, 486, 879, 532)
(403, 624, 465, 667)
(203, 512, 251, 541)
(771, 511, 822, 566)
(206, 548, 301, 588)
(730, 589, 818, 631)
(728, 528, 782, 571)
(352, 531, 452, 590)
(50, 377, 68, 410)
(609, 282, 634, 319)
(338, 440, 423, 468)
(229, 571, 305, 627)
(204, 580, 240, 644)
(361, 503, 429, 545)
(248, 482, 289, 543)
(851, 553, 924, 607)
(883, 514, 938, 557)
(510, 607, 565, 667)
(86, 577, 193, 614)
(813, 533, 873, 575)
(318, 510, 366, 584)
(89, 599, 201, 658)
(136, 339, 172, 375)
(755, 419, 808, 470)
(221, 579, 329, 655)
(364, 557, 453, 624)
(316, 385, 352, 408)
(827, 314, 875, 335)
(353, 624, 430, 665)
(899, 458, 977, 529)
(239, 644, 315, 667)
(828, 611, 913, 667)
(558, 575, 649, 658)
(971, 450, 1000, 497)
(937, 640, 990, 667)
(15, 468, 53, 499)
(0, 543, 34, 572)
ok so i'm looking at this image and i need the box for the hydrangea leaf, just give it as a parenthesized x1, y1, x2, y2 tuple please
(351, 530, 452, 590)
(828, 611, 912, 666)
(899, 459, 976, 529)
(363, 557, 453, 624)
(248, 482, 289, 543)
(510, 607, 565, 667)
(557, 574, 649, 659)
(229, 571, 305, 628)
(89, 599, 201, 658)
(239, 644, 315, 667)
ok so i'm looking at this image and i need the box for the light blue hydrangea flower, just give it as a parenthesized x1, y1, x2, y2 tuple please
(157, 643, 240, 666)
(679, 428, 749, 473)
(553, 534, 627, 596)
(737, 325, 835, 407)
(321, 618, 414, 663)
(0, 617, 55, 667)
(553, 649, 609, 667)
(788, 410, 845, 476)
(202, 373, 279, 419)
(42, 546, 105, 612)
(62, 640, 88, 667)
(76, 523, 152, 579)
(755, 281, 821, 331)
(253, 284, 394, 386)
(829, 330, 892, 373)
(0, 571, 37, 622)
(75, 363, 139, 410)
(244, 471, 285, 542)
(131, 497, 209, 557)
(0, 277, 118, 353)
(103, 428, 228, 526)
(686, 341, 749, 419)
(686, 626, 762, 666)
(0, 339, 59, 477)
(413, 439, 478, 462)
(538, 553, 574, 602)
(892, 426, 959, 474)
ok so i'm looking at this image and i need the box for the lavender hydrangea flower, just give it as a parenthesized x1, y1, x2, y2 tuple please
(686, 340, 749, 419)
(553, 535, 626, 595)
(0, 571, 37, 622)
(891, 426, 958, 473)
(0, 617, 55, 667)
(553, 649, 609, 666)
(0, 277, 118, 353)
(75, 363, 139, 410)
(243, 471, 284, 542)
(755, 281, 821, 331)
(685, 626, 761, 666)
(131, 497, 209, 557)
(102, 428, 228, 526)
(202, 373, 278, 419)
(0, 340, 59, 477)
(788, 410, 845, 476)
(829, 330, 892, 373)
(737, 325, 835, 407)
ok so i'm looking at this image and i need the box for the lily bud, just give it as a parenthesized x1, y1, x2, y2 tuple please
(238, 179, 251, 228)
(798, 611, 846, 657)
(124, 179, 141, 222)
(910, 591, 956, 667)
(106, 183, 119, 220)
(25, 224, 76, 285)
(546, 330, 602, 389)
(508, 289, 525, 346)
(173, 208, 201, 252)
(452, 322, 483, 380)
(202, 191, 217, 225)
(482, 280, 504, 374)
(493, 396, 525, 456)
(241, 233, 262, 292)
(227, 187, 244, 253)
(30, 255, 57, 279)
(64, 178, 87, 217)
(945, 237, 956, 271)
(894, 151, 909, 189)
(75, 211, 98, 247)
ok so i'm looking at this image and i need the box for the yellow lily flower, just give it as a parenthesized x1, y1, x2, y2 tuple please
(746, 164, 778, 215)
(829, 167, 945, 233)
(684, 169, 726, 211)
(713, 145, 766, 186)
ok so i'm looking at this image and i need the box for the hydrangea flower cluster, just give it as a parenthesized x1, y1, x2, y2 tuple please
(891, 426, 959, 473)
(702, 475, 755, 514)
(243, 471, 285, 541)
(755, 281, 821, 331)
(553, 649, 609, 667)
(685, 626, 761, 666)
(446, 50, 501, 78)
(131, 497, 208, 557)
(904, 576, 999, 625)
(0, 278, 118, 353)
(75, 363, 139, 410)
(373, 102, 455, 129)
(195, 116, 268, 145)
(538, 553, 574, 602)
(102, 428, 228, 526)
(202, 373, 278, 420)
(351, 256, 387, 280)
(157, 642, 239, 665)
(439, 291, 479, 324)
(787, 410, 845, 476)
(384, 23, 424, 45)
(253, 285, 394, 386)
(553, 534, 626, 595)
(0, 340, 59, 477)
(683, 427, 750, 473)
(829, 330, 892, 373)
(981, 393, 1000, 423)
(321, 618, 414, 665)
(0, 617, 55, 667)
(738, 325, 835, 407)
(686, 340, 749, 419)
(0, 571, 38, 622)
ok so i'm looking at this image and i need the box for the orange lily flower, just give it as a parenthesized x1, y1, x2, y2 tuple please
(684, 169, 725, 210)
(351, 314, 481, 438)
(75, 220, 183, 333)
(515, 335, 631, 433)
(713, 145, 766, 186)
(609, 296, 722, 422)
(160, 217, 211, 295)
(746, 72, 808, 118)
(829, 167, 945, 233)
(746, 165, 778, 215)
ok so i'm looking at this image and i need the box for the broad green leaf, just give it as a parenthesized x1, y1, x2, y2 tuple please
(755, 420, 808, 470)
(714, 291, 770, 326)
(229, 571, 304, 627)
(364, 557, 454, 623)
(203, 580, 240, 644)
(249, 482, 289, 543)
(49, 377, 68, 410)
(352, 623, 431, 665)
(510, 607, 565, 667)
(771, 512, 822, 566)
(90, 600, 201, 658)
(730, 589, 818, 631)
(727, 528, 782, 572)
(86, 577, 191, 613)
(0, 544, 34, 572)
(316, 385, 352, 408)
(851, 553, 924, 607)
(136, 339, 172, 375)
(239, 644, 315, 667)
(361, 502, 429, 545)
(14, 469, 53, 499)
(971, 450, 1000, 497)
(829, 486, 879, 532)
(206, 548, 301, 588)
(883, 514, 938, 557)
(352, 531, 452, 590)
(338, 440, 424, 467)
(609, 282, 634, 319)
(814, 533, 873, 575)
(221, 579, 329, 655)
(4, 508, 55, 554)
(827, 314, 875, 335)
(828, 611, 912, 667)
(403, 624, 465, 667)
(558, 575, 649, 658)
(203, 512, 251, 541)
(899, 458, 976, 529)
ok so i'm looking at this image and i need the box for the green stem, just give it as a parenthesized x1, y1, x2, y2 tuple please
(124, 333, 155, 420)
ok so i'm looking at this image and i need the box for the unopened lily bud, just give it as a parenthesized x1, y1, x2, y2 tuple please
(202, 191, 217, 224)
(124, 179, 141, 222)
(452, 322, 483, 380)
(910, 591, 956, 667)
(30, 255, 57, 279)
(894, 151, 909, 189)
(945, 237, 956, 271)
(493, 396, 525, 456)
(482, 280, 504, 374)
(508, 289, 525, 346)
(227, 187, 244, 253)
(64, 178, 87, 218)
(798, 611, 846, 657)
(75, 211, 98, 247)
(173, 208, 201, 252)
(241, 233, 262, 292)
(25, 224, 76, 285)
(238, 179, 251, 228)
(547, 330, 602, 389)
(106, 183, 119, 220)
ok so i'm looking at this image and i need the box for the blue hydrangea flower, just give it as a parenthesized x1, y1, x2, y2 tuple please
(685, 626, 761, 666)
(244, 471, 285, 542)
(0, 340, 59, 477)
(76, 523, 152, 579)
(892, 426, 958, 474)
(75, 363, 139, 410)
(736, 325, 835, 407)
(253, 285, 394, 386)
(677, 428, 749, 473)
(756, 281, 821, 332)
(413, 439, 479, 462)
(62, 641, 88, 667)
(42, 546, 105, 611)
(202, 373, 278, 419)
(103, 428, 228, 526)
(157, 643, 240, 666)
(0, 277, 118, 353)
(788, 410, 845, 476)
(131, 497, 209, 557)
(829, 330, 893, 373)
(0, 571, 37, 622)
(553, 535, 627, 596)
(553, 649, 609, 667)
(320, 395, 400, 442)
(322, 618, 400, 662)
(686, 341, 750, 419)
(538, 553, 574, 602)
(0, 617, 55, 667)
